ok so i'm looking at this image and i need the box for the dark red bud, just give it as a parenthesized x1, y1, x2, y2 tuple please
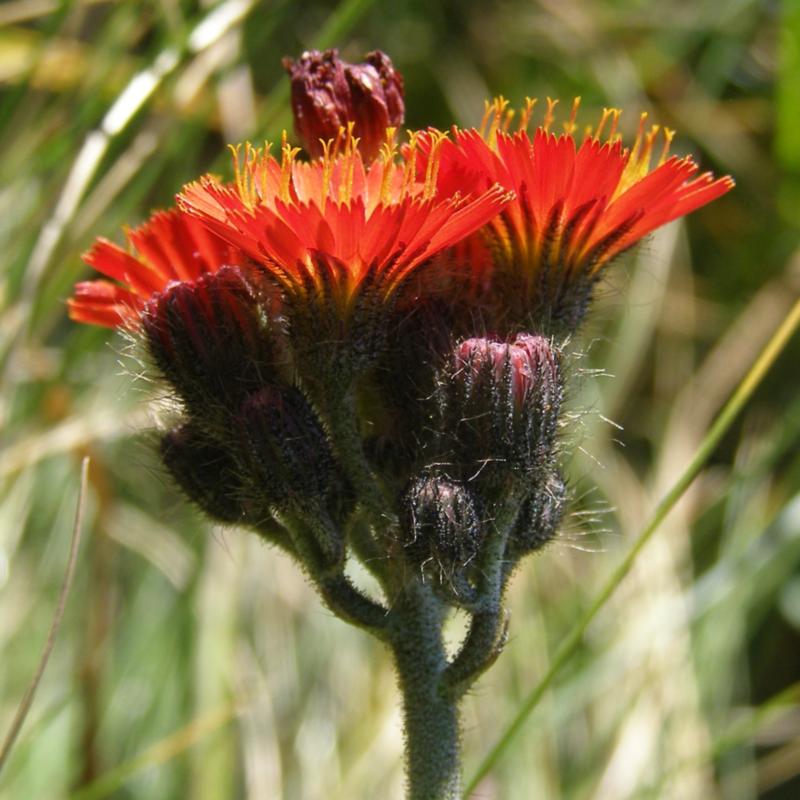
(142, 266, 278, 417)
(239, 386, 336, 507)
(510, 471, 566, 557)
(283, 48, 405, 161)
(161, 424, 246, 524)
(401, 475, 483, 579)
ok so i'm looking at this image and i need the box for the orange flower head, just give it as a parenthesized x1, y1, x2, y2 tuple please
(427, 97, 735, 330)
(68, 208, 250, 329)
(177, 128, 512, 321)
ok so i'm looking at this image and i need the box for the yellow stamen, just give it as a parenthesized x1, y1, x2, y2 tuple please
(320, 137, 336, 212)
(479, 99, 493, 139)
(641, 124, 660, 170)
(339, 125, 359, 206)
(607, 109, 621, 142)
(518, 97, 537, 132)
(502, 108, 515, 133)
(259, 139, 272, 201)
(542, 98, 558, 134)
(332, 124, 349, 160)
(593, 108, 613, 141)
(659, 128, 675, 165)
(615, 116, 660, 198)
(486, 96, 509, 148)
(628, 112, 648, 166)
(280, 135, 300, 204)
(379, 127, 398, 205)
(230, 142, 265, 210)
(563, 96, 581, 136)
(403, 130, 420, 197)
(423, 130, 446, 201)
(228, 143, 245, 206)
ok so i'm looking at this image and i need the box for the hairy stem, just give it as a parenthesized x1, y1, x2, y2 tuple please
(347, 510, 392, 587)
(280, 511, 389, 636)
(326, 389, 395, 526)
(390, 581, 460, 800)
(443, 489, 522, 697)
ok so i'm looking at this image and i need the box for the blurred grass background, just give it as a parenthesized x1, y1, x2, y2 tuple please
(1, 0, 799, 798)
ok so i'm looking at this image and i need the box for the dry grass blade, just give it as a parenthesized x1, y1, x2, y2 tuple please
(0, 456, 89, 776)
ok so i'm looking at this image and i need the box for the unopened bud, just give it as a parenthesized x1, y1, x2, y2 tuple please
(455, 333, 559, 411)
(161, 424, 246, 524)
(400, 476, 483, 580)
(142, 266, 277, 417)
(441, 333, 563, 485)
(282, 48, 405, 161)
(508, 471, 566, 557)
(239, 386, 336, 508)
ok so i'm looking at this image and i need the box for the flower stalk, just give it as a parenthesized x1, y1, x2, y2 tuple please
(390, 582, 461, 800)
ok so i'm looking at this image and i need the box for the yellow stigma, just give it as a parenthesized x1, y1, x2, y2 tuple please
(502, 107, 515, 133)
(542, 98, 559, 134)
(422, 130, 447, 201)
(615, 116, 677, 198)
(659, 127, 675, 165)
(482, 96, 510, 149)
(229, 141, 271, 210)
(403, 129, 420, 196)
(479, 99, 493, 139)
(563, 97, 581, 136)
(319, 136, 336, 213)
(338, 123, 359, 206)
(379, 127, 398, 204)
(592, 107, 621, 143)
(280, 131, 300, 204)
(518, 97, 537, 132)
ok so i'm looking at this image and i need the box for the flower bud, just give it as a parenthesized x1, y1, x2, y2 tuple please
(282, 48, 404, 161)
(400, 475, 483, 581)
(455, 333, 559, 411)
(508, 471, 566, 558)
(161, 423, 247, 524)
(142, 266, 277, 418)
(239, 386, 336, 509)
(440, 333, 563, 487)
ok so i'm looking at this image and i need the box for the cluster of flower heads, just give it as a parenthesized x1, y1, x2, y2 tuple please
(69, 48, 733, 597)
(70, 51, 732, 338)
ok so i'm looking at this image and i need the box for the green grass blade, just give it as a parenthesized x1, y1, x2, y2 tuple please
(68, 703, 238, 800)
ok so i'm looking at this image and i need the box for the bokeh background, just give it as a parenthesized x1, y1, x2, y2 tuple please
(1, 0, 799, 798)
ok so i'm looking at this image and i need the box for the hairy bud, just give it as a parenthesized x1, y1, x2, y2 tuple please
(239, 386, 336, 509)
(439, 333, 563, 489)
(142, 266, 277, 419)
(161, 424, 246, 524)
(508, 471, 567, 558)
(282, 48, 405, 161)
(400, 476, 483, 581)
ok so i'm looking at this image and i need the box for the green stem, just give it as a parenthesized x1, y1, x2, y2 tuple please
(443, 489, 523, 698)
(348, 509, 392, 586)
(326, 389, 394, 526)
(279, 512, 389, 636)
(465, 294, 800, 795)
(391, 581, 461, 800)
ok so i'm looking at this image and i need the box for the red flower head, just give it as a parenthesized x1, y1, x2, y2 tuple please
(283, 48, 405, 162)
(177, 129, 511, 322)
(68, 208, 249, 329)
(426, 97, 735, 330)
